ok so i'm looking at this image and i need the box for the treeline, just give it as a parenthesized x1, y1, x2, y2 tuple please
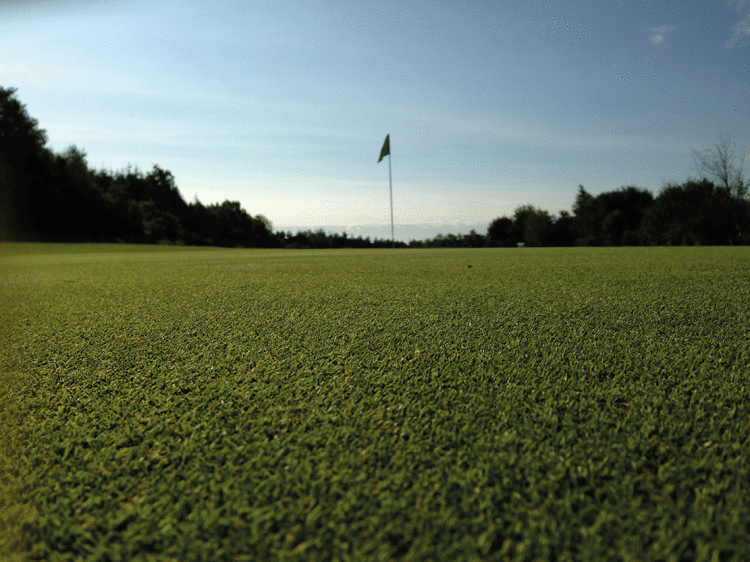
(2, 86, 749, 248)
(485, 180, 750, 247)
(278, 230, 406, 249)
(1, 87, 279, 247)
(0, 87, 413, 249)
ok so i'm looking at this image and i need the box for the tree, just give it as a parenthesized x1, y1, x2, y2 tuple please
(0, 87, 51, 238)
(254, 214, 272, 232)
(571, 185, 598, 245)
(548, 211, 574, 246)
(0, 88, 48, 164)
(486, 216, 516, 247)
(571, 185, 654, 245)
(46, 146, 103, 237)
(692, 136, 749, 243)
(692, 135, 747, 200)
(513, 205, 553, 247)
(145, 166, 187, 215)
(641, 179, 745, 245)
(461, 229, 484, 247)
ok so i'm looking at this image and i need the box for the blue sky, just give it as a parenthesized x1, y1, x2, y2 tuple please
(2, 0, 749, 237)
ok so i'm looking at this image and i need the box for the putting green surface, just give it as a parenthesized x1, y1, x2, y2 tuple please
(1, 244, 749, 561)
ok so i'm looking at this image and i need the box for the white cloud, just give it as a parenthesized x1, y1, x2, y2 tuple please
(727, 13, 750, 48)
(649, 25, 676, 46)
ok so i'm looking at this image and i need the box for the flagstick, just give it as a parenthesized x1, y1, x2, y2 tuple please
(388, 151, 394, 247)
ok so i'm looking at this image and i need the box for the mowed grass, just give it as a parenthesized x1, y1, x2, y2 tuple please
(1, 243, 749, 561)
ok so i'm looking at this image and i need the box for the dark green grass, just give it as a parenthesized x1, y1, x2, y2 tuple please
(2, 244, 749, 561)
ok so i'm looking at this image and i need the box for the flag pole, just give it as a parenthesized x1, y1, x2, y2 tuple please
(388, 148, 394, 247)
(378, 134, 394, 247)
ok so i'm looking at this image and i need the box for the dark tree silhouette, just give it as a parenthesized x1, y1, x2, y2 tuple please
(513, 205, 553, 247)
(572, 185, 654, 245)
(642, 179, 749, 245)
(548, 211, 575, 246)
(486, 216, 516, 247)
(0, 87, 50, 238)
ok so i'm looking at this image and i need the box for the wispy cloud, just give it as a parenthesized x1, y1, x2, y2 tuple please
(726, 0, 750, 48)
(649, 25, 676, 46)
